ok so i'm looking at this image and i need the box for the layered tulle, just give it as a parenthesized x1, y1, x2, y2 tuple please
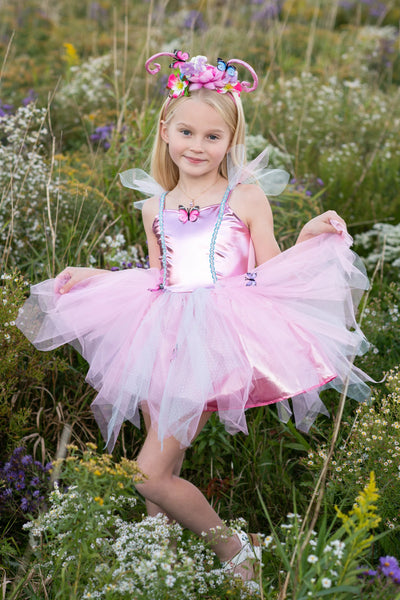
(16, 226, 371, 451)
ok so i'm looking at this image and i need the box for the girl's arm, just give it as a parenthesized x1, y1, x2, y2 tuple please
(142, 196, 162, 269)
(58, 267, 111, 294)
(295, 210, 346, 244)
(233, 185, 347, 267)
(232, 184, 281, 266)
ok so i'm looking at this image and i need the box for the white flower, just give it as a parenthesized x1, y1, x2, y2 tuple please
(307, 554, 318, 564)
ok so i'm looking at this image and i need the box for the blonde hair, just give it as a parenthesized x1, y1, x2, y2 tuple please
(151, 88, 246, 191)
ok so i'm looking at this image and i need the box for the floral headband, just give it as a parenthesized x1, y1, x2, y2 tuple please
(145, 50, 258, 98)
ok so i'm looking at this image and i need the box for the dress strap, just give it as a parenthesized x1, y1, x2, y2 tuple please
(209, 186, 232, 284)
(158, 187, 232, 288)
(158, 192, 168, 289)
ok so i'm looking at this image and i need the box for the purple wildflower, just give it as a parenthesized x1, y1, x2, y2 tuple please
(90, 124, 114, 150)
(183, 10, 207, 31)
(20, 497, 29, 512)
(0, 102, 14, 117)
(379, 556, 399, 577)
(22, 89, 38, 106)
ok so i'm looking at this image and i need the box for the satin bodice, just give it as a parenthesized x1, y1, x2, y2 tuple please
(153, 197, 255, 291)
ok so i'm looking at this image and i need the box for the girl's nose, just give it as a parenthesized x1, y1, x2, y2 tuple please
(189, 137, 203, 152)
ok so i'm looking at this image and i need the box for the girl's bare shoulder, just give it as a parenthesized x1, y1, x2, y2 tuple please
(230, 183, 272, 225)
(141, 196, 161, 234)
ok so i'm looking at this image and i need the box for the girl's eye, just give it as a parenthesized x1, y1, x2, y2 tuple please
(181, 129, 191, 136)
(208, 134, 219, 141)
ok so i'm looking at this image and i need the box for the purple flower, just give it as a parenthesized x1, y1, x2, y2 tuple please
(90, 124, 115, 150)
(182, 10, 207, 31)
(21, 455, 33, 466)
(89, 2, 109, 23)
(379, 556, 399, 577)
(0, 102, 14, 117)
(22, 89, 37, 106)
(30, 476, 40, 487)
(392, 568, 400, 584)
(20, 497, 30, 512)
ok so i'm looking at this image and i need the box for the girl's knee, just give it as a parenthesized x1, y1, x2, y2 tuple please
(134, 468, 168, 505)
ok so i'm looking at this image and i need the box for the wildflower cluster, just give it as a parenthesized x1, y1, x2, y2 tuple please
(355, 222, 400, 271)
(99, 233, 148, 271)
(262, 474, 382, 597)
(0, 446, 51, 517)
(56, 53, 113, 113)
(0, 103, 54, 265)
(360, 555, 400, 592)
(263, 70, 400, 212)
(306, 370, 400, 536)
(23, 443, 244, 600)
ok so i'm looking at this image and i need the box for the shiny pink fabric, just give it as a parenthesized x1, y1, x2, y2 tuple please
(153, 202, 255, 291)
(16, 195, 372, 450)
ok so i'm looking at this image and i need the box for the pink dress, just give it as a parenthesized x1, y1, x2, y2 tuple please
(16, 186, 371, 450)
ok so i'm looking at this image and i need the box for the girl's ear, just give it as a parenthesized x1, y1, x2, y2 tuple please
(160, 120, 169, 144)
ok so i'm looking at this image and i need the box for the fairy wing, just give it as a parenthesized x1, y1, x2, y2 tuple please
(227, 145, 290, 196)
(119, 168, 165, 209)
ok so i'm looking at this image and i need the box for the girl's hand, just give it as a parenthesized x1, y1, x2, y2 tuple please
(56, 267, 110, 294)
(296, 210, 346, 244)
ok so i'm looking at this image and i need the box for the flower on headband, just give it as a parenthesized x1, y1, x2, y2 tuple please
(147, 50, 258, 98)
(167, 54, 242, 98)
(167, 74, 189, 98)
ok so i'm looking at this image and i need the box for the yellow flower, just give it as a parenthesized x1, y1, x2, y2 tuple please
(63, 43, 79, 67)
(94, 497, 104, 506)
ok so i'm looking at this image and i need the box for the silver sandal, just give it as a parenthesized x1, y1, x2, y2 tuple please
(221, 530, 262, 594)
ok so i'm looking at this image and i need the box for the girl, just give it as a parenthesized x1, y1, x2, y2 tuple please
(17, 51, 371, 590)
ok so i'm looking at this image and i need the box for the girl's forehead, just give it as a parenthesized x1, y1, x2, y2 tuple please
(169, 98, 229, 127)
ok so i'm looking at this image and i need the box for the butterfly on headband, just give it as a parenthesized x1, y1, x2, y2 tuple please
(169, 49, 190, 69)
(217, 58, 237, 77)
(178, 205, 200, 223)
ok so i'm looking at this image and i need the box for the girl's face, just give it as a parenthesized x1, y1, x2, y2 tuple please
(160, 98, 232, 180)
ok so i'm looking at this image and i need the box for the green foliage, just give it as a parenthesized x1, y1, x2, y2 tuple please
(13, 444, 249, 600)
(306, 368, 400, 556)
(0, 272, 67, 456)
(260, 473, 384, 598)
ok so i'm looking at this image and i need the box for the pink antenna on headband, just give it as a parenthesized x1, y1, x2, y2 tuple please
(145, 52, 181, 75)
(226, 59, 258, 93)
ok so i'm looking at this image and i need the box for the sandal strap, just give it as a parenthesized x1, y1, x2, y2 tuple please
(221, 530, 261, 570)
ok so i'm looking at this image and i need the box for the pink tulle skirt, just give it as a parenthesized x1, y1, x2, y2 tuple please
(16, 230, 371, 450)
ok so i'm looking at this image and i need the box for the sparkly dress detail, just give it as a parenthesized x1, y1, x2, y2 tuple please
(16, 151, 371, 451)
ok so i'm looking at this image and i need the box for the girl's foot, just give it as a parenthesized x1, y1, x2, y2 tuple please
(221, 530, 261, 593)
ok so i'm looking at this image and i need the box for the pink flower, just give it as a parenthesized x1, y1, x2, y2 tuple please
(188, 66, 225, 91)
(167, 74, 189, 98)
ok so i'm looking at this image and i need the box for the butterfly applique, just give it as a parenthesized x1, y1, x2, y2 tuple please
(245, 272, 257, 286)
(178, 205, 200, 223)
(170, 50, 190, 69)
(217, 58, 237, 78)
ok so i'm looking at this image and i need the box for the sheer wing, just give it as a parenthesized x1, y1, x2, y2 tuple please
(119, 169, 165, 209)
(227, 145, 289, 196)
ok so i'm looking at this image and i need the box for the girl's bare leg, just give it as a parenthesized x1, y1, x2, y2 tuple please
(141, 410, 185, 519)
(135, 413, 242, 562)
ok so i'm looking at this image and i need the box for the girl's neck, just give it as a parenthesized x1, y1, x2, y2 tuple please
(172, 173, 227, 207)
